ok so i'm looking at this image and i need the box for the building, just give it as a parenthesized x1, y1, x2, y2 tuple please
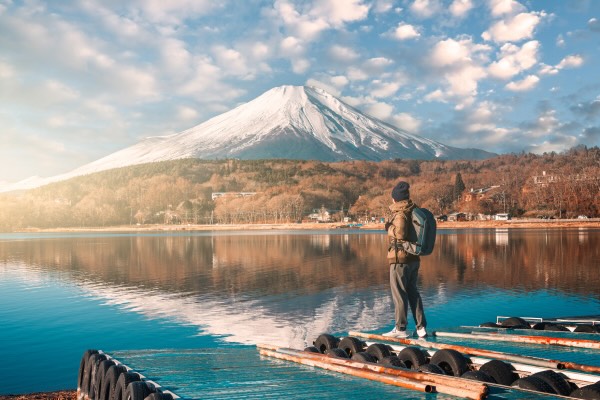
(211, 192, 257, 201)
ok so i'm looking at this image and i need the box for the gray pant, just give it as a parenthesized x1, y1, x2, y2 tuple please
(390, 261, 426, 330)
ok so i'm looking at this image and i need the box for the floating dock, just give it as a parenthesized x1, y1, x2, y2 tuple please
(78, 315, 600, 399)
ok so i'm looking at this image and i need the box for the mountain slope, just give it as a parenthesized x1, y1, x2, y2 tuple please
(1, 85, 494, 192)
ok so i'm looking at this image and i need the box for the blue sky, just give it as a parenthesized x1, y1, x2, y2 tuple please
(1, 0, 599, 183)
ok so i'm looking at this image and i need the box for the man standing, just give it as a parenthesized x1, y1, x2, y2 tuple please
(383, 181, 427, 338)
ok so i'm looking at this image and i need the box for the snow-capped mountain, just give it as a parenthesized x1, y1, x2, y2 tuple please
(1, 85, 494, 192)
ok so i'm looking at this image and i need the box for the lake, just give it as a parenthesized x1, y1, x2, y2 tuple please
(1, 228, 599, 395)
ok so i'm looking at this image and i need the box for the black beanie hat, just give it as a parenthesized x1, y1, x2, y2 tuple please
(392, 181, 410, 201)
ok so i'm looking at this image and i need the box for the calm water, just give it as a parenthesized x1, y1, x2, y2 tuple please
(1, 228, 599, 395)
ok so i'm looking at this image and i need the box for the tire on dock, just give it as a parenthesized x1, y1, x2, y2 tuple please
(113, 371, 141, 400)
(570, 383, 600, 399)
(461, 370, 496, 383)
(365, 343, 391, 362)
(351, 351, 378, 363)
(478, 359, 519, 386)
(303, 346, 320, 353)
(93, 359, 115, 400)
(531, 370, 572, 396)
(99, 364, 127, 400)
(313, 334, 339, 353)
(380, 355, 406, 368)
(397, 346, 428, 369)
(83, 353, 106, 399)
(78, 349, 98, 397)
(500, 317, 531, 329)
(417, 363, 445, 375)
(145, 393, 174, 400)
(337, 337, 365, 357)
(124, 381, 155, 400)
(429, 349, 471, 377)
(512, 376, 555, 394)
(325, 348, 349, 358)
(574, 324, 600, 333)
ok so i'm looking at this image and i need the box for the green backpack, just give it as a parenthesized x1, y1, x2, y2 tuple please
(403, 207, 437, 256)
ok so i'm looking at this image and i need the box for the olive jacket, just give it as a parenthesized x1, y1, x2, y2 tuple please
(386, 199, 420, 264)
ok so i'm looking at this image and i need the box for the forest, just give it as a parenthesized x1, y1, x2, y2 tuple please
(0, 146, 598, 231)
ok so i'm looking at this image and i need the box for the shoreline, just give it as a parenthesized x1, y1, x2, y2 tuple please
(0, 391, 75, 400)
(13, 219, 600, 233)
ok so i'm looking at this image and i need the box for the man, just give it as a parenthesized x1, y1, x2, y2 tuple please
(383, 181, 427, 338)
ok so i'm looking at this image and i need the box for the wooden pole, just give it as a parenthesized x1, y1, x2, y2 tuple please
(257, 345, 488, 400)
(437, 331, 600, 350)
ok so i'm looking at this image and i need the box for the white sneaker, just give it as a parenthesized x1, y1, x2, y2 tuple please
(382, 327, 409, 338)
(417, 327, 428, 338)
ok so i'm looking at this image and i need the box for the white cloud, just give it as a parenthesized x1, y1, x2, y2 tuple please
(556, 54, 584, 69)
(347, 67, 369, 81)
(588, 17, 600, 32)
(482, 12, 545, 43)
(424, 89, 446, 102)
(177, 106, 199, 121)
(131, 0, 221, 25)
(539, 64, 558, 75)
(392, 113, 421, 132)
(556, 34, 565, 47)
(309, 0, 370, 27)
(159, 38, 192, 77)
(505, 74, 539, 91)
(373, 0, 394, 13)
(329, 45, 360, 62)
(392, 23, 420, 40)
(212, 46, 252, 78)
(488, 0, 525, 17)
(274, 0, 329, 41)
(370, 81, 401, 98)
(430, 38, 472, 67)
(0, 61, 15, 79)
(365, 101, 394, 119)
(410, 0, 441, 18)
(488, 40, 539, 79)
(450, 0, 474, 18)
(306, 78, 341, 96)
(364, 57, 394, 70)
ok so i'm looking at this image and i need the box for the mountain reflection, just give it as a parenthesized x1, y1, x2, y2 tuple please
(1, 229, 598, 298)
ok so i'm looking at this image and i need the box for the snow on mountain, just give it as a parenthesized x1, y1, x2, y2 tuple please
(0, 85, 494, 192)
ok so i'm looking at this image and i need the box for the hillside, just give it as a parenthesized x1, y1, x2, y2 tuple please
(0, 147, 598, 231)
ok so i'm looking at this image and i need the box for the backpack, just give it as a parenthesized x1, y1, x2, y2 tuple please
(402, 207, 437, 256)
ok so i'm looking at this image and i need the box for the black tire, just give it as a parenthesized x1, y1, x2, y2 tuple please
(337, 337, 365, 357)
(479, 359, 519, 386)
(94, 359, 116, 400)
(365, 343, 391, 362)
(532, 322, 548, 330)
(351, 352, 378, 363)
(78, 350, 99, 391)
(479, 322, 500, 328)
(461, 370, 496, 383)
(532, 370, 572, 396)
(501, 317, 530, 328)
(313, 334, 339, 353)
(83, 353, 105, 398)
(574, 325, 600, 333)
(512, 376, 555, 394)
(303, 346, 320, 353)
(430, 349, 470, 377)
(397, 346, 428, 369)
(570, 383, 600, 399)
(325, 348, 349, 358)
(90, 354, 107, 400)
(417, 364, 445, 375)
(124, 381, 154, 400)
(544, 323, 570, 332)
(99, 364, 127, 400)
(380, 356, 406, 368)
(114, 372, 141, 400)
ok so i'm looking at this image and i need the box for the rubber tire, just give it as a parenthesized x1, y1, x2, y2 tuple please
(124, 381, 153, 400)
(397, 346, 428, 369)
(83, 353, 106, 398)
(325, 348, 349, 358)
(512, 376, 555, 394)
(90, 354, 107, 400)
(303, 346, 320, 353)
(338, 337, 365, 357)
(365, 343, 391, 362)
(478, 359, 519, 386)
(313, 334, 339, 353)
(532, 370, 572, 396)
(94, 360, 116, 400)
(78, 350, 99, 393)
(532, 322, 549, 330)
(351, 352, 378, 363)
(430, 349, 470, 377)
(479, 322, 500, 328)
(574, 325, 600, 333)
(99, 364, 127, 400)
(570, 383, 600, 399)
(114, 372, 141, 400)
(145, 393, 174, 400)
(544, 323, 570, 332)
(380, 356, 406, 368)
(417, 363, 445, 375)
(501, 317, 530, 328)
(461, 370, 496, 383)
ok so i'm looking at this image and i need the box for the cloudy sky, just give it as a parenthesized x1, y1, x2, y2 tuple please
(1, 0, 599, 183)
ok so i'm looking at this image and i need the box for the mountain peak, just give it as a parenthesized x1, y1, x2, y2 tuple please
(0, 85, 495, 193)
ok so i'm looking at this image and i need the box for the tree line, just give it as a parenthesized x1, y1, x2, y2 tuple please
(0, 146, 598, 231)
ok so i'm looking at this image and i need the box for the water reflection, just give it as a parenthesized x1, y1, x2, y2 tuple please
(1, 229, 599, 348)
